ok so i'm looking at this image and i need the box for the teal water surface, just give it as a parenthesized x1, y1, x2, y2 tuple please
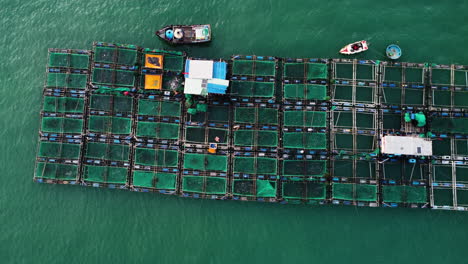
(2, 0, 468, 263)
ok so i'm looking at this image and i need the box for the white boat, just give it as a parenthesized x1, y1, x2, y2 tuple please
(339, 40, 369, 55)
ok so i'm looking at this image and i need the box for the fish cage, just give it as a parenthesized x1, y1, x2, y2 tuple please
(232, 102, 280, 152)
(231, 151, 278, 202)
(180, 148, 230, 199)
(331, 59, 379, 106)
(380, 61, 427, 108)
(86, 94, 134, 136)
(48, 48, 91, 70)
(184, 101, 231, 149)
(380, 158, 429, 208)
(229, 55, 279, 102)
(135, 95, 182, 145)
(282, 58, 329, 104)
(82, 137, 131, 188)
(280, 179, 328, 204)
(431, 162, 468, 210)
(429, 64, 468, 110)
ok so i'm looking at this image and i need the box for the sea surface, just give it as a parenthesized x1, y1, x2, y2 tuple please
(1, 0, 468, 263)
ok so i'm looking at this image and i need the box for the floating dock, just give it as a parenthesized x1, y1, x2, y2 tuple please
(35, 42, 468, 211)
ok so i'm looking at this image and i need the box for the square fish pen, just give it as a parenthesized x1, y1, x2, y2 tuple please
(331, 156, 379, 206)
(232, 102, 280, 152)
(331, 59, 379, 106)
(282, 58, 329, 105)
(230, 55, 278, 102)
(231, 151, 278, 202)
(48, 48, 90, 70)
(135, 95, 182, 145)
(82, 137, 131, 188)
(184, 101, 231, 149)
(431, 162, 468, 210)
(380, 159, 429, 208)
(429, 64, 468, 110)
(380, 61, 427, 108)
(132, 144, 180, 194)
(86, 94, 134, 136)
(180, 148, 230, 199)
(430, 113, 468, 160)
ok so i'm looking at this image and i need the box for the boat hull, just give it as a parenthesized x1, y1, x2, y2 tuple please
(339, 40, 369, 55)
(156, 24, 211, 44)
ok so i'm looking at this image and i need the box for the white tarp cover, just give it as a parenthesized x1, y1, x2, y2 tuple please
(381, 136, 432, 156)
(184, 78, 207, 95)
(187, 60, 213, 79)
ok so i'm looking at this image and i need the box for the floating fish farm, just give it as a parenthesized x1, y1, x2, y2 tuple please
(34, 42, 468, 211)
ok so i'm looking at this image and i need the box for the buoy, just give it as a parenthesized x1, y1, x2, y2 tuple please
(165, 30, 174, 40)
(386, 44, 402, 60)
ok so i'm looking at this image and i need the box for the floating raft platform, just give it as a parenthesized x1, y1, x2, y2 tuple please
(35, 42, 468, 211)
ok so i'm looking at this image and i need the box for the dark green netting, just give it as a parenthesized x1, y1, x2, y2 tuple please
(206, 106, 230, 122)
(232, 60, 276, 76)
(233, 157, 277, 174)
(89, 95, 133, 113)
(283, 132, 326, 149)
(282, 160, 327, 176)
(134, 148, 178, 167)
(454, 91, 468, 107)
(85, 143, 129, 161)
(457, 189, 468, 206)
(384, 67, 402, 82)
(431, 117, 468, 133)
(283, 63, 327, 79)
(163, 55, 184, 72)
(88, 116, 131, 134)
(455, 139, 468, 155)
(230, 81, 275, 97)
(383, 113, 401, 130)
(433, 138, 452, 156)
(404, 89, 424, 105)
(283, 63, 304, 78)
(41, 117, 83, 133)
(431, 69, 451, 84)
(433, 165, 452, 182)
(234, 107, 278, 125)
(454, 70, 468, 86)
(232, 179, 255, 196)
(355, 86, 374, 103)
(47, 73, 87, 88)
(382, 87, 402, 105)
(83, 166, 128, 183)
(232, 179, 277, 197)
(117, 49, 137, 65)
(138, 100, 181, 116)
(356, 64, 374, 80)
(185, 127, 228, 144)
(92, 68, 135, 86)
(132, 171, 177, 189)
(183, 154, 227, 172)
(94, 47, 115, 63)
(283, 111, 327, 127)
(432, 90, 451, 106)
(335, 64, 353, 79)
(332, 183, 377, 201)
(136, 122, 179, 139)
(333, 86, 353, 101)
(38, 142, 81, 159)
(357, 135, 375, 150)
(308, 63, 328, 79)
(356, 161, 376, 179)
(43, 97, 84, 113)
(182, 176, 227, 194)
(382, 185, 427, 203)
(334, 112, 352, 127)
(256, 180, 277, 197)
(48, 53, 89, 69)
(282, 181, 326, 199)
(283, 84, 327, 100)
(35, 163, 79, 180)
(357, 113, 374, 129)
(433, 188, 454, 206)
(233, 130, 278, 147)
(405, 68, 424, 83)
(334, 134, 353, 149)
(333, 160, 353, 178)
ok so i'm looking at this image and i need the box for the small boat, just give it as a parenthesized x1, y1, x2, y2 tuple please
(156, 24, 211, 44)
(386, 44, 402, 60)
(339, 40, 369, 55)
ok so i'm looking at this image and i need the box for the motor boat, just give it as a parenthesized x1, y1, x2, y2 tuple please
(156, 24, 211, 44)
(339, 40, 369, 55)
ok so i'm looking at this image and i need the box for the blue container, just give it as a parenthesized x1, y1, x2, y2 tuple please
(165, 30, 174, 39)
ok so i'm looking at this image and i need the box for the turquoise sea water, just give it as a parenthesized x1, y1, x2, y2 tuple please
(2, 0, 468, 263)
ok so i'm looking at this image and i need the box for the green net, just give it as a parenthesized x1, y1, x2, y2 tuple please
(136, 122, 179, 139)
(83, 165, 128, 184)
(333, 112, 374, 129)
(233, 157, 277, 174)
(47, 73, 87, 88)
(256, 180, 277, 197)
(138, 100, 181, 116)
(433, 188, 454, 206)
(283, 111, 327, 127)
(134, 148, 178, 167)
(49, 53, 89, 69)
(282, 160, 327, 177)
(185, 127, 229, 144)
(182, 176, 227, 194)
(283, 63, 327, 79)
(283, 84, 327, 100)
(35, 163, 79, 180)
(404, 88, 424, 105)
(383, 113, 401, 130)
(85, 143, 129, 161)
(88, 116, 131, 134)
(382, 186, 427, 203)
(43, 97, 84, 113)
(183, 154, 227, 172)
(38, 142, 81, 159)
(431, 69, 451, 84)
(90, 94, 133, 113)
(234, 107, 278, 124)
(163, 55, 184, 72)
(41, 117, 83, 134)
(94, 47, 137, 65)
(454, 91, 468, 107)
(332, 183, 377, 201)
(132, 171, 177, 189)
(92, 68, 135, 87)
(283, 132, 326, 149)
(232, 179, 276, 197)
(282, 181, 326, 199)
(431, 117, 468, 133)
(233, 130, 278, 147)
(232, 60, 276, 76)
(230, 81, 275, 97)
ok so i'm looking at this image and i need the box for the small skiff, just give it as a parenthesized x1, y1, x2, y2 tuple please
(339, 40, 369, 55)
(156, 24, 211, 44)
